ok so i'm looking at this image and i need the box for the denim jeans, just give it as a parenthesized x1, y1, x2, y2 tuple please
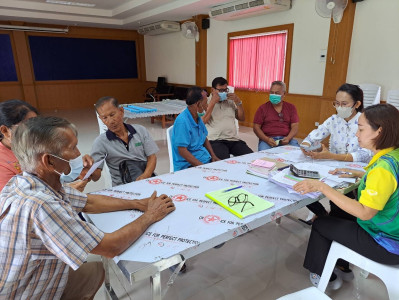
(258, 136, 299, 151)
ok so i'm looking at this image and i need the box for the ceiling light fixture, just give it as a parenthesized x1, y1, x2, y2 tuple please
(45, 0, 96, 8)
(0, 24, 69, 33)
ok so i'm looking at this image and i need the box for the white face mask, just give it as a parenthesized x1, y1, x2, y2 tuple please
(336, 106, 354, 119)
(51, 154, 83, 183)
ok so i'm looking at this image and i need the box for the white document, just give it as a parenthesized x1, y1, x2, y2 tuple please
(274, 150, 308, 163)
(269, 169, 321, 199)
(83, 156, 106, 180)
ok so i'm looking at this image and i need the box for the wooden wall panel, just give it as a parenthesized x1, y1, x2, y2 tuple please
(35, 80, 154, 111)
(322, 2, 356, 97)
(0, 83, 24, 101)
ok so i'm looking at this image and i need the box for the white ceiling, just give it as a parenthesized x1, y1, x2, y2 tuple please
(0, 0, 229, 29)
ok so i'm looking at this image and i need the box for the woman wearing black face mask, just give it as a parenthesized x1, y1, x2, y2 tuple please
(300, 83, 372, 163)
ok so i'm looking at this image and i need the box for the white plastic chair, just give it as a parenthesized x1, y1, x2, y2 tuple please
(95, 111, 113, 188)
(318, 241, 399, 299)
(276, 287, 331, 300)
(387, 89, 399, 110)
(358, 83, 381, 108)
(166, 125, 174, 173)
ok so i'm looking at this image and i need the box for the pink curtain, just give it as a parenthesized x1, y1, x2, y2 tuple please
(229, 32, 286, 91)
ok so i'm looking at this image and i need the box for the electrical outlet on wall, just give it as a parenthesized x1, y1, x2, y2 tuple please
(320, 49, 327, 62)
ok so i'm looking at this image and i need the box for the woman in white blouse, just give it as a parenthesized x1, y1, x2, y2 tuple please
(301, 83, 372, 163)
(301, 83, 372, 220)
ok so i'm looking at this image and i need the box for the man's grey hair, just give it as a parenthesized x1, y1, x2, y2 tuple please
(95, 96, 119, 111)
(270, 81, 286, 93)
(12, 116, 78, 173)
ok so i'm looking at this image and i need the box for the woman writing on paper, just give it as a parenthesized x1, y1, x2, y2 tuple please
(293, 104, 399, 290)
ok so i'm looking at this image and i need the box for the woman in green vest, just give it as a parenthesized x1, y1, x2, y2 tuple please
(293, 103, 399, 290)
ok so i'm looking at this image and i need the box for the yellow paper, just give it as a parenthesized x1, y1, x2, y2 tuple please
(205, 186, 274, 219)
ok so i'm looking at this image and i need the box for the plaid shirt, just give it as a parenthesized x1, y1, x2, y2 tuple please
(0, 173, 104, 299)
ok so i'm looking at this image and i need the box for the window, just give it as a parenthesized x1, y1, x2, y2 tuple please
(228, 24, 293, 92)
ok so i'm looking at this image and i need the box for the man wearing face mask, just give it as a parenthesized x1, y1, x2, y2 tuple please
(202, 77, 253, 160)
(253, 81, 300, 150)
(0, 116, 175, 299)
(171, 86, 219, 171)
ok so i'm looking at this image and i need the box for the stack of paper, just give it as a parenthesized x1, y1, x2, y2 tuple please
(246, 157, 288, 180)
(269, 162, 357, 198)
(269, 169, 321, 199)
(205, 186, 274, 219)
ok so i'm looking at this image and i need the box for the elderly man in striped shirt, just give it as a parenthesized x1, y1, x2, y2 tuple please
(0, 116, 175, 299)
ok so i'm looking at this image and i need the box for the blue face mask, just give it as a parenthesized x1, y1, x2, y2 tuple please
(269, 94, 282, 105)
(51, 154, 84, 183)
(218, 92, 227, 101)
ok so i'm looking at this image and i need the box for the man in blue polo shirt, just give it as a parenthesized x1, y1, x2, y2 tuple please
(91, 97, 159, 186)
(172, 86, 219, 171)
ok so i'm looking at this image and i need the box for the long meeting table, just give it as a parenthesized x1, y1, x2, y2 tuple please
(86, 146, 365, 300)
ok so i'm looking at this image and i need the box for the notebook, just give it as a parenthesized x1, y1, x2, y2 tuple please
(205, 186, 274, 219)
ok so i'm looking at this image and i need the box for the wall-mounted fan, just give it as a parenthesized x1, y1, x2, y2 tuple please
(315, 0, 348, 23)
(181, 21, 199, 42)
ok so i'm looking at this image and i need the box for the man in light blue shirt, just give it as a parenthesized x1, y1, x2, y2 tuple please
(172, 86, 219, 171)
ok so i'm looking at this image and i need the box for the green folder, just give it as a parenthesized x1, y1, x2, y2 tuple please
(205, 186, 275, 219)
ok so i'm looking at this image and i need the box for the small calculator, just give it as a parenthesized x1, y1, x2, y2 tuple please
(290, 164, 320, 179)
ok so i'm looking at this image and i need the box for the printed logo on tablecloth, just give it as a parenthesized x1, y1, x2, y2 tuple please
(225, 160, 238, 164)
(172, 194, 187, 202)
(205, 176, 220, 181)
(202, 215, 221, 224)
(282, 146, 297, 151)
(196, 166, 228, 173)
(148, 179, 163, 184)
(271, 211, 283, 221)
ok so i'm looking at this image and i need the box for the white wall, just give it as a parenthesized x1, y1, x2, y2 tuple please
(207, 0, 331, 95)
(145, 31, 196, 85)
(144, 0, 330, 94)
(347, 0, 399, 100)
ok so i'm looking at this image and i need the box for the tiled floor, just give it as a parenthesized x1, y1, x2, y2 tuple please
(48, 109, 389, 300)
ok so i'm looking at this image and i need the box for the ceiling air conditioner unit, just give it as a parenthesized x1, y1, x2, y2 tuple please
(138, 21, 180, 36)
(209, 0, 292, 21)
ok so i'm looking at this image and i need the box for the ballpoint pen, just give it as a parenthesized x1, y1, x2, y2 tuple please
(223, 185, 243, 193)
